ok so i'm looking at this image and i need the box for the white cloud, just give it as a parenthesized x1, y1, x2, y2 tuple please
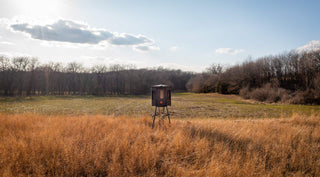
(10, 19, 113, 44)
(296, 40, 320, 53)
(109, 34, 152, 45)
(215, 48, 244, 55)
(0, 18, 10, 26)
(3, 18, 158, 52)
(0, 52, 32, 58)
(0, 41, 15, 45)
(170, 46, 179, 52)
(40, 41, 79, 48)
(133, 45, 160, 52)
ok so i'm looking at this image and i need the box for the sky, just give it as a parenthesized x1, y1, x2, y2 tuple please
(0, 0, 320, 72)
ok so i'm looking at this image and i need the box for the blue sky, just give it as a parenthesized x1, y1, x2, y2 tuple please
(0, 0, 319, 72)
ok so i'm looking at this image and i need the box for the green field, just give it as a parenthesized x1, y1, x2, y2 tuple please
(1, 93, 319, 118)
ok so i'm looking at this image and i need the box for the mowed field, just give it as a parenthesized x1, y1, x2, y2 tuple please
(1, 93, 320, 118)
(1, 93, 320, 176)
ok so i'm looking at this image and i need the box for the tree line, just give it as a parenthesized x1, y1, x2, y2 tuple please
(1, 50, 320, 104)
(187, 50, 320, 104)
(0, 56, 193, 96)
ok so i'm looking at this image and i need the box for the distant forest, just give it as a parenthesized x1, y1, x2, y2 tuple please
(187, 50, 320, 104)
(0, 56, 192, 96)
(1, 50, 320, 104)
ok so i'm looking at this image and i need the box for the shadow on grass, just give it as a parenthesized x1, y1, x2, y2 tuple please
(187, 125, 253, 155)
(185, 125, 277, 172)
(184, 124, 317, 176)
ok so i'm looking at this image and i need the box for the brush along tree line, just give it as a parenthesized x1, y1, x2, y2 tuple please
(187, 50, 320, 104)
(1, 50, 320, 104)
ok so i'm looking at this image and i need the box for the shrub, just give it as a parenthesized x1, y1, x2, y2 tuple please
(289, 89, 320, 105)
(239, 86, 250, 99)
(250, 87, 269, 102)
(242, 84, 289, 103)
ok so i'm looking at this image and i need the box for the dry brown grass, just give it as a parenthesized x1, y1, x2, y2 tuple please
(1, 113, 320, 176)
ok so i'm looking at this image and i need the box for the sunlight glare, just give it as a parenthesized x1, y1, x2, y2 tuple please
(15, 0, 63, 17)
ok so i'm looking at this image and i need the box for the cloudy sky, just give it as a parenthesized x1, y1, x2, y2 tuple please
(0, 0, 320, 72)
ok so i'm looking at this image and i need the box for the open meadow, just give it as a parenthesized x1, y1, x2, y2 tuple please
(2, 0, 320, 176)
(1, 93, 320, 176)
(1, 93, 320, 118)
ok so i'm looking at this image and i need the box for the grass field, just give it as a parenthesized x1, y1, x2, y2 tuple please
(1, 93, 320, 176)
(1, 113, 320, 176)
(1, 93, 320, 118)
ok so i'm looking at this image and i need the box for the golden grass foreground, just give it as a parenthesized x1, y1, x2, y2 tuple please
(1, 113, 320, 176)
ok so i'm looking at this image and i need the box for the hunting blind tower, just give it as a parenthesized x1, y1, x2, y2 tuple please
(151, 84, 171, 128)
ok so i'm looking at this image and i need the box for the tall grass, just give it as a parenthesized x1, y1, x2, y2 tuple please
(0, 113, 320, 176)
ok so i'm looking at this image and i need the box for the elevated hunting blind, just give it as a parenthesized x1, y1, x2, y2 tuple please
(151, 84, 171, 128)
(152, 84, 171, 107)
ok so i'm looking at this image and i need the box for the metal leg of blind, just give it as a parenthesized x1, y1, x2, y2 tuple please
(152, 106, 157, 129)
(152, 106, 170, 129)
(166, 106, 171, 124)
